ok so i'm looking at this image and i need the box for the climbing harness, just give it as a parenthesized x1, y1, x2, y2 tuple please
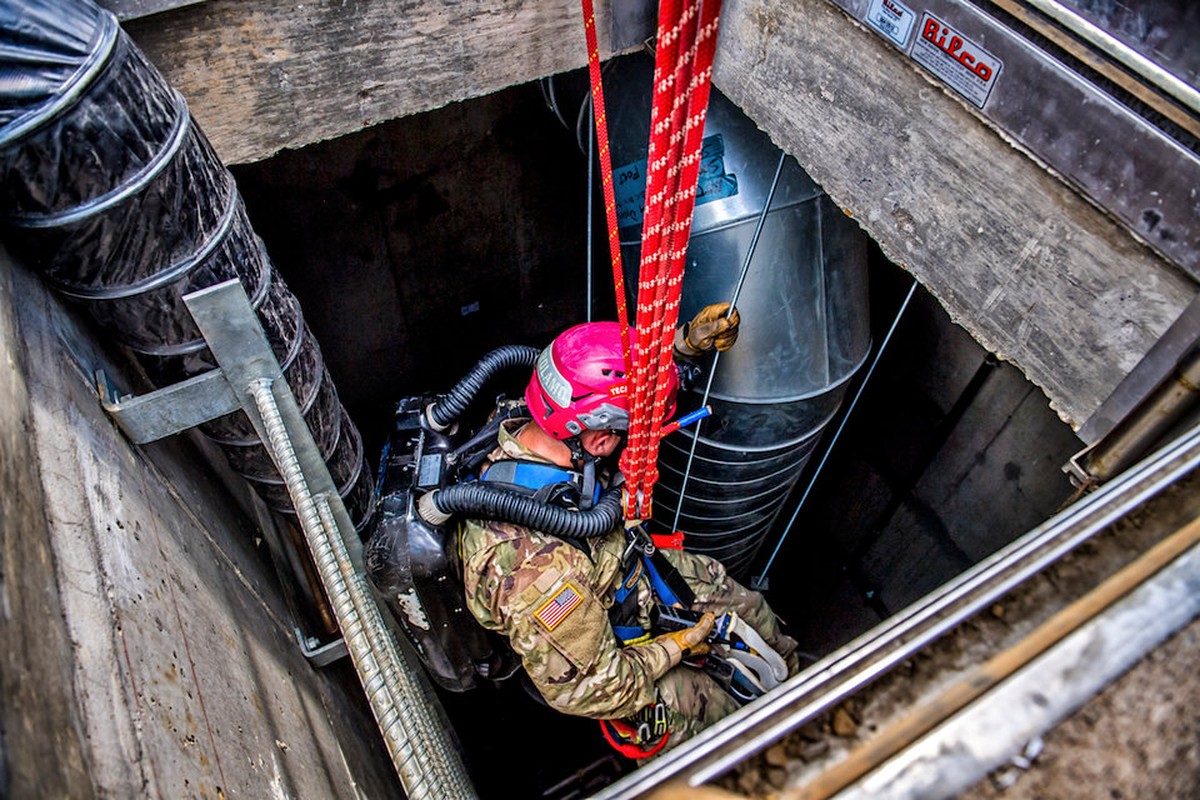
(601, 527, 688, 757)
(609, 524, 696, 645)
(651, 604, 789, 700)
(600, 522, 787, 757)
(600, 693, 671, 759)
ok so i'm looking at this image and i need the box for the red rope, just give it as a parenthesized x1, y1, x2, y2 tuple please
(579, 0, 722, 521)
(581, 0, 632, 361)
(644, 0, 722, 479)
(621, 0, 723, 520)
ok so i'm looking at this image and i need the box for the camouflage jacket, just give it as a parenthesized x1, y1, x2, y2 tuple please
(460, 420, 675, 719)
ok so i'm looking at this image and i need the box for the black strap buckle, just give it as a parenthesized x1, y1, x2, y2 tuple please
(621, 524, 656, 565)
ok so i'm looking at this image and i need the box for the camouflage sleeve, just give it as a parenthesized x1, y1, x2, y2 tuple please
(485, 538, 676, 720)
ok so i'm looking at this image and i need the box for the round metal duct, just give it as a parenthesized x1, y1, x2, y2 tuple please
(603, 54, 872, 576)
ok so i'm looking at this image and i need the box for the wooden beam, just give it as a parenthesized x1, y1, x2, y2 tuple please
(123, 0, 1196, 428)
(712, 0, 1196, 428)
(124, 0, 614, 166)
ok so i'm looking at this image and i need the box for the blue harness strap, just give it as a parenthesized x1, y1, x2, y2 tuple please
(641, 553, 685, 608)
(611, 558, 645, 644)
(480, 459, 602, 504)
(612, 624, 648, 644)
(613, 558, 641, 604)
(611, 548, 695, 644)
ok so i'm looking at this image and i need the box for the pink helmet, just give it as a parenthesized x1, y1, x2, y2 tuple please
(525, 321, 679, 440)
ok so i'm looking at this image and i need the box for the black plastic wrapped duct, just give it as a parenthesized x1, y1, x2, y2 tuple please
(0, 0, 374, 529)
(428, 483, 623, 540)
(426, 344, 540, 430)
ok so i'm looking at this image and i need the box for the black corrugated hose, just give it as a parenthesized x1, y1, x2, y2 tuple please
(427, 344, 540, 429)
(429, 482, 622, 540)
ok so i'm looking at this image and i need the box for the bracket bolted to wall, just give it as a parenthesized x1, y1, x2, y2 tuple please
(169, 281, 476, 795)
(96, 367, 240, 445)
(95, 279, 349, 667)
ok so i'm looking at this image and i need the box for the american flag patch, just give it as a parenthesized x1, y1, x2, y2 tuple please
(535, 583, 583, 631)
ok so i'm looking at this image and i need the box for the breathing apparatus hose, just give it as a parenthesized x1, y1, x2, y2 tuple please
(420, 482, 623, 540)
(426, 345, 540, 431)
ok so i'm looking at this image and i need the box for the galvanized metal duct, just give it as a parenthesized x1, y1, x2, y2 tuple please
(0, 0, 373, 528)
(604, 54, 872, 577)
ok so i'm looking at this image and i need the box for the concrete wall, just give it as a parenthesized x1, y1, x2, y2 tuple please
(0, 250, 399, 797)
(711, 0, 1195, 429)
(230, 81, 600, 452)
(122, 0, 618, 166)
(123, 0, 1198, 432)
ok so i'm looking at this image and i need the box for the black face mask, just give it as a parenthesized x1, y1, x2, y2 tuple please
(598, 430, 627, 471)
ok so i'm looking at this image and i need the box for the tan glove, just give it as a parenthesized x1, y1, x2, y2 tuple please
(654, 612, 714, 667)
(674, 302, 741, 357)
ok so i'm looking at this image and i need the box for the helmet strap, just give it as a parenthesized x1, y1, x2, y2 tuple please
(565, 436, 598, 511)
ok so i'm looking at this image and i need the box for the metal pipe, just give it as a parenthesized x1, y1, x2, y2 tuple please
(1022, 0, 1200, 116)
(602, 54, 872, 575)
(727, 152, 788, 314)
(316, 494, 465, 797)
(672, 150, 787, 532)
(756, 278, 918, 585)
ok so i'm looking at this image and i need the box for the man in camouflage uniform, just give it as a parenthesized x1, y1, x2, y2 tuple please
(460, 308, 799, 754)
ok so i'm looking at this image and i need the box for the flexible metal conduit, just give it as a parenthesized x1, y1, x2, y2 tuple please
(0, 0, 373, 527)
(249, 379, 474, 799)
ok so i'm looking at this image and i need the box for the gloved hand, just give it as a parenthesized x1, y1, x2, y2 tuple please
(674, 302, 741, 357)
(655, 611, 714, 666)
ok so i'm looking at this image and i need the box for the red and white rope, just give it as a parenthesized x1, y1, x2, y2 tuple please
(579, 0, 722, 520)
(616, 0, 723, 520)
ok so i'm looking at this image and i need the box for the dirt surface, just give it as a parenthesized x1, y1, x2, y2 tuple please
(697, 476, 1200, 800)
(961, 615, 1200, 800)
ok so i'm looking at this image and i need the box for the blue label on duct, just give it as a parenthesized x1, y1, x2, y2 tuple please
(614, 134, 739, 229)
